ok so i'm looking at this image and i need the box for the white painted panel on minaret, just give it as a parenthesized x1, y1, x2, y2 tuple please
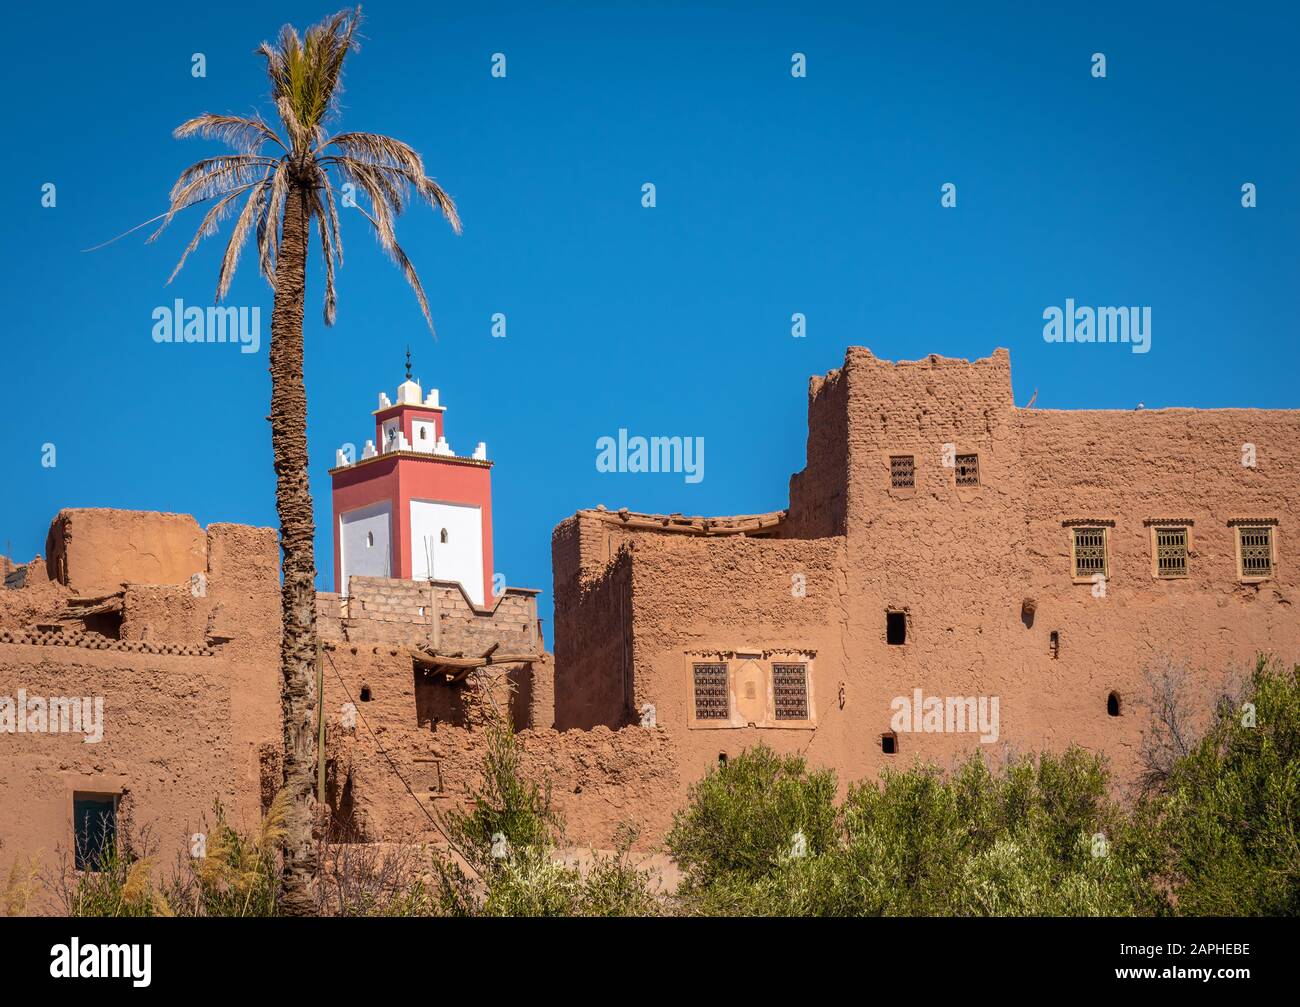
(381, 418, 400, 452)
(410, 499, 483, 604)
(339, 502, 392, 593)
(413, 419, 437, 452)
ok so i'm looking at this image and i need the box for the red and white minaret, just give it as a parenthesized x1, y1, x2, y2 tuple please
(330, 350, 494, 605)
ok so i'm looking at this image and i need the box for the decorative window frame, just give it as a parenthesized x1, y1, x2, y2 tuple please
(954, 452, 980, 489)
(1229, 518, 1278, 583)
(1064, 519, 1113, 584)
(684, 649, 817, 730)
(1145, 518, 1194, 580)
(887, 453, 916, 498)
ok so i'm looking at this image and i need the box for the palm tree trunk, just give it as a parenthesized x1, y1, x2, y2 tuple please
(268, 179, 319, 916)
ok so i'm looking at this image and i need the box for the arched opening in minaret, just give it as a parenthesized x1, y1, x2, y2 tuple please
(440, 528, 449, 544)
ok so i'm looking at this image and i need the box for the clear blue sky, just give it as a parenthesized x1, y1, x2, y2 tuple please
(2, 1, 1297, 632)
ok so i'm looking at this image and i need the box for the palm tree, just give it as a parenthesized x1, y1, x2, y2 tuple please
(150, 6, 460, 915)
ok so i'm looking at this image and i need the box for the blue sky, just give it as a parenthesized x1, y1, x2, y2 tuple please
(2, 1, 1297, 632)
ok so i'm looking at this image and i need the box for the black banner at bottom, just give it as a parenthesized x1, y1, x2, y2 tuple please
(0, 916, 1284, 992)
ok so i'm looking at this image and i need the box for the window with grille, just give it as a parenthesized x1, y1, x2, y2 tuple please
(890, 455, 915, 490)
(1155, 527, 1188, 578)
(1238, 526, 1273, 579)
(955, 453, 979, 487)
(1073, 527, 1107, 579)
(772, 663, 809, 720)
(692, 663, 729, 720)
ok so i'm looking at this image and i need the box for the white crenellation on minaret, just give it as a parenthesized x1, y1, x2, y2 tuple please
(333, 378, 490, 468)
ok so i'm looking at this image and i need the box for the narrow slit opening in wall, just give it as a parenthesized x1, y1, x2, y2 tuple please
(717, 752, 728, 767)
(1107, 692, 1121, 717)
(886, 611, 907, 646)
(359, 684, 372, 702)
(1049, 631, 1059, 659)
(881, 732, 897, 755)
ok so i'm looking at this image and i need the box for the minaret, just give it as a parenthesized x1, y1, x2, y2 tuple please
(330, 354, 493, 604)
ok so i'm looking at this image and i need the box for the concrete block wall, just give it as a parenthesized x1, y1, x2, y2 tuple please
(322, 576, 540, 656)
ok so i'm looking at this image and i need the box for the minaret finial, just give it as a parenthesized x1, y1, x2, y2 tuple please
(405, 345, 412, 381)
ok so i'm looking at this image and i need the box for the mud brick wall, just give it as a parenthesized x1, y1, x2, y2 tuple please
(785, 362, 849, 539)
(121, 584, 207, 643)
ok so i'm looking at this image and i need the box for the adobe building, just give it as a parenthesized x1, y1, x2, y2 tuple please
(1, 347, 1296, 910)
(0, 510, 283, 901)
(552, 346, 1299, 786)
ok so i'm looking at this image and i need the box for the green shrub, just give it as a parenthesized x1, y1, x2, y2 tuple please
(1151, 657, 1300, 915)
(670, 745, 1163, 916)
(667, 744, 837, 898)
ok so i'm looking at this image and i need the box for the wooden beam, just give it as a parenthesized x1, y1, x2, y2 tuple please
(408, 646, 542, 676)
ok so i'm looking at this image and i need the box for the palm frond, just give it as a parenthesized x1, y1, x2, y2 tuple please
(167, 182, 259, 283)
(259, 7, 361, 151)
(320, 176, 344, 267)
(302, 8, 361, 131)
(152, 158, 271, 241)
(336, 157, 407, 217)
(174, 113, 287, 154)
(356, 204, 433, 332)
(257, 161, 290, 283)
(309, 188, 338, 323)
(323, 138, 461, 232)
(217, 179, 272, 300)
(169, 155, 278, 204)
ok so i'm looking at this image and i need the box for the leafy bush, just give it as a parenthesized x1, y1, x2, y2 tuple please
(667, 744, 837, 895)
(670, 745, 1162, 917)
(1148, 656, 1299, 915)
